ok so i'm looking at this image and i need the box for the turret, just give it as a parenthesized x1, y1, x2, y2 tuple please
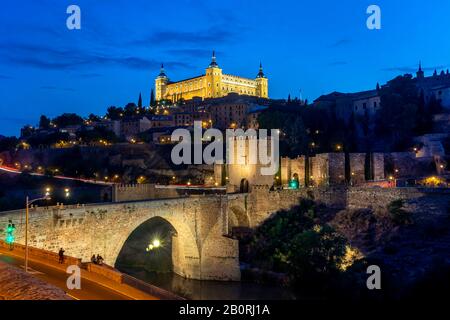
(256, 62, 265, 78)
(255, 62, 268, 98)
(416, 61, 424, 79)
(205, 51, 222, 98)
(209, 50, 219, 68)
(155, 63, 168, 101)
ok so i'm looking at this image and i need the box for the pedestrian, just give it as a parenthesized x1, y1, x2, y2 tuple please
(91, 254, 97, 264)
(58, 248, 65, 264)
(96, 254, 103, 265)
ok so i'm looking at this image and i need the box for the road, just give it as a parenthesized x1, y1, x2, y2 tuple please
(0, 251, 131, 300)
(0, 165, 114, 186)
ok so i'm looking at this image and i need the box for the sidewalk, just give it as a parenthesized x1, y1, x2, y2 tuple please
(0, 247, 159, 300)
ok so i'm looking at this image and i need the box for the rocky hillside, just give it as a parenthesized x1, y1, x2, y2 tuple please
(331, 196, 450, 299)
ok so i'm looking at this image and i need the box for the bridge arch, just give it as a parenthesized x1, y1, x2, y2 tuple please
(110, 213, 201, 279)
(115, 216, 177, 273)
(239, 178, 249, 193)
(228, 205, 250, 229)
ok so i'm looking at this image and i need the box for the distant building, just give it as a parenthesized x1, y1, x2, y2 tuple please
(170, 111, 211, 128)
(415, 62, 450, 109)
(200, 93, 269, 130)
(154, 52, 268, 102)
(173, 112, 193, 127)
(94, 119, 121, 137)
(246, 104, 268, 129)
(121, 116, 152, 138)
(313, 89, 381, 121)
(148, 115, 175, 128)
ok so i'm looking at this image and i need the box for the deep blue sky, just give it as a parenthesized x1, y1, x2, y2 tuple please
(1, 0, 449, 136)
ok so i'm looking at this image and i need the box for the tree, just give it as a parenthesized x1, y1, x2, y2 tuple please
(346, 112, 358, 152)
(26, 131, 70, 147)
(387, 199, 411, 225)
(39, 115, 51, 129)
(286, 116, 308, 156)
(428, 94, 443, 115)
(88, 113, 101, 122)
(124, 102, 137, 116)
(150, 89, 156, 107)
(77, 126, 119, 144)
(282, 225, 347, 288)
(138, 92, 143, 108)
(375, 75, 421, 150)
(247, 200, 348, 292)
(106, 106, 124, 120)
(0, 136, 19, 152)
(53, 113, 83, 127)
(20, 125, 35, 138)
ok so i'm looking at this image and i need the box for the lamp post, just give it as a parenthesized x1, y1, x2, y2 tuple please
(25, 188, 51, 273)
(24, 187, 70, 272)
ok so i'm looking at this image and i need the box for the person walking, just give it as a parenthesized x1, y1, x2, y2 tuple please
(58, 248, 65, 264)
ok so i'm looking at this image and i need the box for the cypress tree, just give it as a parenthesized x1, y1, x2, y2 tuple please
(138, 92, 143, 108)
(150, 89, 155, 107)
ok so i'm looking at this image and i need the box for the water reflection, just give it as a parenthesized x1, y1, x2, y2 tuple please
(120, 267, 297, 300)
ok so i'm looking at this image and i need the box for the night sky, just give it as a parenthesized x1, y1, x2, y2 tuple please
(1, 0, 449, 136)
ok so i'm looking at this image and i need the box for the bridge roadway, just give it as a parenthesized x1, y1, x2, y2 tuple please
(0, 248, 157, 300)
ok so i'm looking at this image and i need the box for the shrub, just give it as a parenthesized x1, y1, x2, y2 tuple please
(387, 199, 411, 225)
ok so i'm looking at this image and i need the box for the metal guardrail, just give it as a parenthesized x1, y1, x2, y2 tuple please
(121, 273, 185, 300)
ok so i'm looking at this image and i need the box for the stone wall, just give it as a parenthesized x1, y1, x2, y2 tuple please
(350, 153, 366, 184)
(112, 184, 181, 202)
(223, 152, 377, 191)
(227, 186, 450, 229)
(281, 157, 305, 186)
(373, 153, 385, 180)
(327, 153, 346, 185)
(385, 152, 436, 178)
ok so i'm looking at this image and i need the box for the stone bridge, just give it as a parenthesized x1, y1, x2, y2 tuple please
(1, 186, 448, 281)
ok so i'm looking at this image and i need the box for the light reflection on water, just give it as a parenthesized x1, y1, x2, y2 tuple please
(119, 267, 297, 300)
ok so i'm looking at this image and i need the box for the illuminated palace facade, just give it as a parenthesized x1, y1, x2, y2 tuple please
(155, 52, 268, 102)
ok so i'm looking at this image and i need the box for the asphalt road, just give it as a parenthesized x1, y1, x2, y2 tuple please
(0, 251, 131, 300)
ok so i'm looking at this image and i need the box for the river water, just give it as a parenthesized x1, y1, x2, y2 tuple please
(120, 267, 297, 300)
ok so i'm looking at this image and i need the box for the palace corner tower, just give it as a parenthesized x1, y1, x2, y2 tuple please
(154, 52, 269, 102)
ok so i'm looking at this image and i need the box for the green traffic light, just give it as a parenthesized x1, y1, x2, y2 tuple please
(5, 223, 16, 244)
(5, 234, 15, 244)
(289, 179, 299, 189)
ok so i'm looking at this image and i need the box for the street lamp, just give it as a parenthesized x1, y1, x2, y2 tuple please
(24, 187, 70, 272)
(25, 188, 52, 272)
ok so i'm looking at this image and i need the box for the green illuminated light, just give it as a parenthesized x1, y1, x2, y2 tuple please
(6, 234, 15, 244)
(5, 223, 16, 244)
(289, 179, 299, 189)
